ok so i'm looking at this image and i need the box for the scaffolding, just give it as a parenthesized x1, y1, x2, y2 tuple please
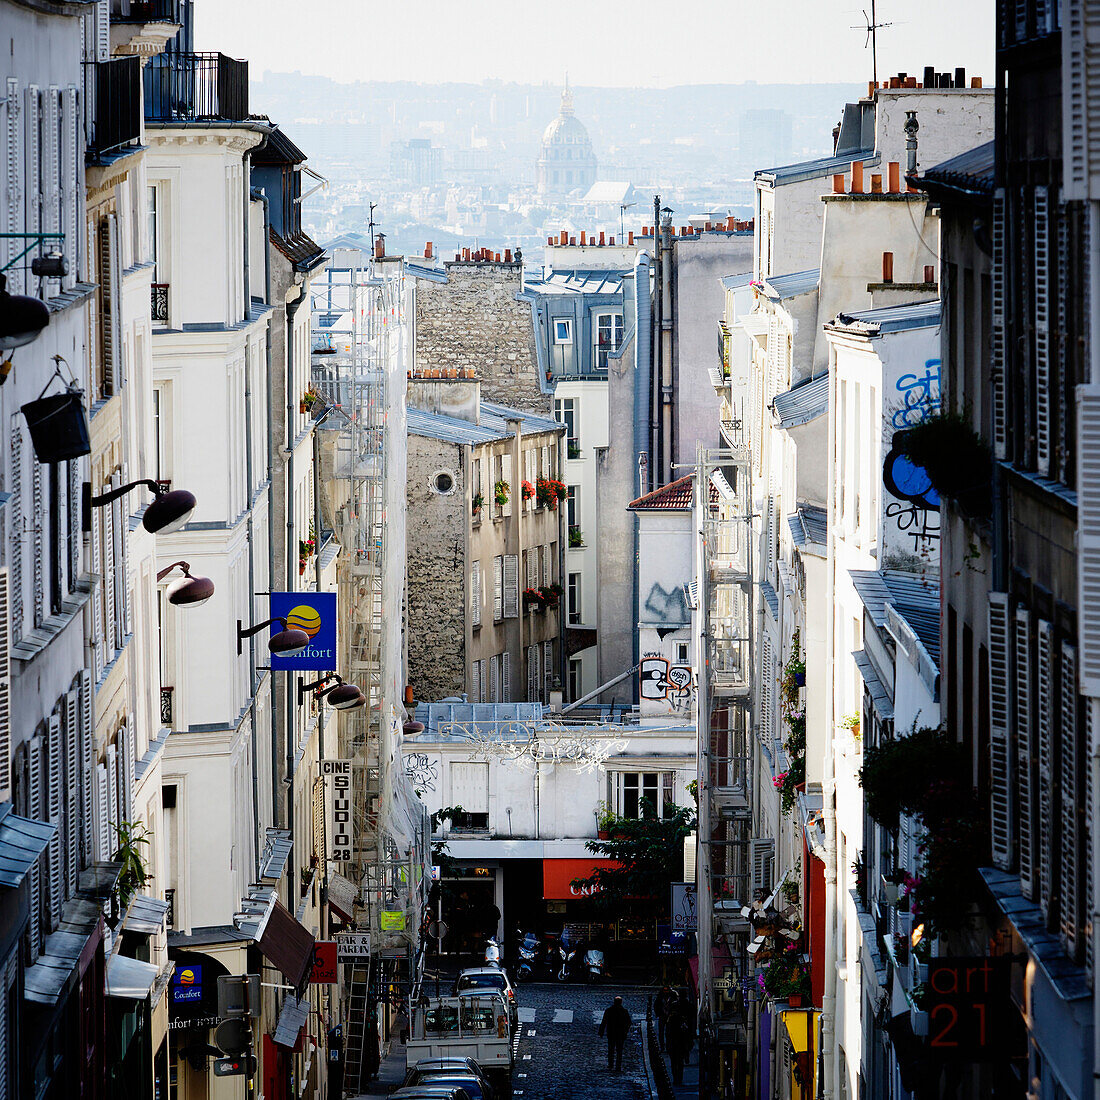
(695, 443, 756, 1089)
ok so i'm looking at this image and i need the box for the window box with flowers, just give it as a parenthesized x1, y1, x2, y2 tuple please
(298, 536, 316, 574)
(471, 492, 484, 518)
(536, 477, 568, 510)
(494, 480, 510, 508)
(523, 587, 546, 612)
(772, 757, 805, 816)
(521, 480, 536, 503)
(760, 943, 811, 1005)
(299, 390, 319, 415)
(540, 583, 561, 610)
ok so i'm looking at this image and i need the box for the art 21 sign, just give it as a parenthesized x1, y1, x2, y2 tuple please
(926, 957, 1014, 1060)
(269, 592, 337, 671)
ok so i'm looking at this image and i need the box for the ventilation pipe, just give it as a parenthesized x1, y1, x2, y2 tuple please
(632, 249, 652, 697)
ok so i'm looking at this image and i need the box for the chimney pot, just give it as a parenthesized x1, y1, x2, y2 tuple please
(882, 251, 894, 283)
(924, 264, 935, 284)
(972, 76, 982, 88)
(425, 241, 433, 258)
(580, 231, 587, 245)
(888, 162, 900, 192)
(833, 173, 846, 194)
(494, 252, 501, 262)
(504, 248, 512, 262)
(923, 66, 935, 87)
(609, 235, 615, 245)
(955, 67, 966, 87)
(889, 76, 901, 89)
(548, 236, 554, 246)
(570, 236, 576, 246)
(851, 160, 864, 193)
(868, 80, 875, 97)
(905, 76, 917, 88)
(871, 173, 883, 193)
(560, 230, 568, 245)
(599, 231, 606, 245)
(628, 231, 634, 245)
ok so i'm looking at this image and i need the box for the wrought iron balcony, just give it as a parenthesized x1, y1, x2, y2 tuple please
(144, 52, 249, 124)
(85, 56, 142, 160)
(112, 0, 181, 20)
(160, 685, 174, 725)
(151, 283, 169, 323)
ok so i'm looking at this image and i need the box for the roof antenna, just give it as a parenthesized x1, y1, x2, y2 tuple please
(850, 0, 893, 86)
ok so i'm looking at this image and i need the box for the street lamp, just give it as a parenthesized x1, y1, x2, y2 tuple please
(157, 561, 215, 608)
(236, 617, 310, 657)
(0, 273, 49, 350)
(297, 674, 365, 710)
(84, 478, 197, 535)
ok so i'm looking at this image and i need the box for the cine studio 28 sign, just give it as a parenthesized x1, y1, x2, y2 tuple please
(321, 760, 353, 864)
(269, 592, 337, 671)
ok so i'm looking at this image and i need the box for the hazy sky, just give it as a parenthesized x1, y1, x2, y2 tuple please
(199, 0, 995, 89)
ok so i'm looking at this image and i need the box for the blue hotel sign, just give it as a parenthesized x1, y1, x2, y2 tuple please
(269, 592, 338, 672)
(171, 964, 202, 1005)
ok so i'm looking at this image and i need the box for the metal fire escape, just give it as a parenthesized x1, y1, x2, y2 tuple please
(696, 440, 755, 1090)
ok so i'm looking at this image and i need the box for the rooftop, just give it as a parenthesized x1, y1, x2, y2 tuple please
(788, 505, 828, 553)
(761, 269, 820, 301)
(916, 140, 995, 200)
(828, 299, 941, 335)
(756, 149, 877, 187)
(407, 401, 563, 447)
(519, 269, 626, 299)
(849, 569, 941, 664)
(628, 474, 718, 511)
(772, 372, 829, 430)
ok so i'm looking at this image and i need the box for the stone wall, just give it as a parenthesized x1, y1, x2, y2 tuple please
(405, 435, 467, 701)
(415, 261, 550, 415)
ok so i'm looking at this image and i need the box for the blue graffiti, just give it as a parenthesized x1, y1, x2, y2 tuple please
(891, 359, 941, 430)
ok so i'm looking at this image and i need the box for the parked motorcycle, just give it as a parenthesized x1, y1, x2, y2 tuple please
(484, 936, 502, 968)
(556, 930, 578, 981)
(583, 947, 605, 983)
(515, 931, 541, 982)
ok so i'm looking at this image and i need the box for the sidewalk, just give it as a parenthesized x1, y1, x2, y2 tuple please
(658, 1041, 700, 1099)
(351, 1038, 408, 1098)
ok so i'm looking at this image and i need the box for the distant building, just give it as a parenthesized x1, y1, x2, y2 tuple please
(739, 108, 793, 169)
(536, 83, 597, 199)
(390, 137, 442, 186)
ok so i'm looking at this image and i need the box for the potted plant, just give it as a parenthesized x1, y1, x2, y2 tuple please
(841, 712, 860, 740)
(595, 800, 614, 840)
(494, 480, 510, 507)
(112, 821, 151, 910)
(894, 414, 993, 517)
(537, 477, 568, 510)
(22, 361, 91, 462)
(568, 441, 581, 460)
(523, 587, 545, 612)
(568, 526, 584, 548)
(762, 943, 810, 1004)
(521, 480, 536, 502)
(539, 584, 559, 610)
(781, 879, 800, 907)
(472, 492, 484, 516)
(300, 390, 318, 415)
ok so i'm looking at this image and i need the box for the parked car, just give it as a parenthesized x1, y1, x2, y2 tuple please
(408, 1074, 491, 1100)
(391, 1088, 472, 1100)
(454, 967, 518, 1030)
(405, 1059, 495, 1100)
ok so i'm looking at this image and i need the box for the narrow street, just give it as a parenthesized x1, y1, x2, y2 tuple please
(510, 982, 654, 1100)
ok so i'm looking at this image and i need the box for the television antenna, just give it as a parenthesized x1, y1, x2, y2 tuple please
(620, 201, 636, 244)
(850, 0, 894, 86)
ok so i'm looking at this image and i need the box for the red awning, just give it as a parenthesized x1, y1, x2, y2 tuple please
(542, 858, 617, 901)
(258, 900, 315, 989)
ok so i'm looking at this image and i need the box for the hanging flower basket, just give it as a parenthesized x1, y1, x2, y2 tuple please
(494, 480, 510, 507)
(521, 480, 535, 502)
(22, 361, 90, 462)
(536, 477, 567, 509)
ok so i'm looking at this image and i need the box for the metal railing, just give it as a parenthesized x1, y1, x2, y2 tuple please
(144, 52, 248, 123)
(85, 57, 141, 159)
(113, 0, 181, 20)
(160, 686, 173, 726)
(151, 283, 169, 322)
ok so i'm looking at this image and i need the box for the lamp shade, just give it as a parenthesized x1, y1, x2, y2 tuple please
(143, 489, 197, 535)
(327, 682, 364, 710)
(0, 283, 49, 350)
(166, 573, 215, 608)
(269, 628, 310, 657)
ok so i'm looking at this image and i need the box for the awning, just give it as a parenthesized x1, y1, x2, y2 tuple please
(106, 953, 160, 999)
(0, 806, 55, 887)
(542, 858, 616, 901)
(781, 1009, 821, 1098)
(273, 994, 310, 1048)
(258, 828, 293, 883)
(233, 886, 315, 988)
(123, 894, 170, 935)
(772, 373, 829, 430)
(852, 649, 894, 722)
(25, 914, 101, 1005)
(326, 871, 359, 922)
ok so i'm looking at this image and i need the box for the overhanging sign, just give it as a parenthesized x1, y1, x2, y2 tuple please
(268, 591, 337, 671)
(321, 760, 353, 864)
(335, 932, 371, 959)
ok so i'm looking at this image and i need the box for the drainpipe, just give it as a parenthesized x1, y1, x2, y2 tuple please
(632, 251, 652, 700)
(650, 196, 662, 483)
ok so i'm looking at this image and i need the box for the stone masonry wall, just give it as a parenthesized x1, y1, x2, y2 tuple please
(415, 261, 551, 415)
(406, 435, 467, 701)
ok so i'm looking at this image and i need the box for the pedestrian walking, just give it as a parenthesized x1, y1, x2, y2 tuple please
(654, 985, 677, 1052)
(666, 1002, 694, 1085)
(598, 995, 632, 1072)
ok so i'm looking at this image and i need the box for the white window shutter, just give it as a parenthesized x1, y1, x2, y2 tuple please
(751, 837, 775, 894)
(47, 712, 62, 925)
(109, 214, 123, 387)
(471, 659, 481, 705)
(106, 742, 118, 857)
(64, 688, 79, 894)
(28, 734, 43, 958)
(988, 593, 1014, 869)
(79, 669, 94, 867)
(67, 460, 80, 588)
(1061, 642, 1081, 955)
(502, 651, 511, 703)
(760, 635, 772, 744)
(0, 570, 10, 804)
(4, 79, 23, 292)
(8, 422, 21, 646)
(542, 545, 550, 588)
(98, 219, 116, 394)
(1033, 187, 1051, 475)
(24, 87, 39, 253)
(121, 717, 135, 823)
(95, 0, 110, 60)
(991, 189, 1007, 459)
(112, 485, 126, 648)
(1015, 608, 1036, 898)
(90, 496, 103, 679)
(1078, 387, 1100, 695)
(493, 556, 503, 621)
(62, 86, 78, 290)
(471, 561, 481, 628)
(103, 476, 117, 655)
(543, 641, 553, 701)
(489, 655, 500, 703)
(42, 89, 59, 246)
(501, 455, 513, 517)
(31, 462, 42, 628)
(1037, 620, 1056, 917)
(527, 646, 537, 702)
(1063, 0, 1095, 201)
(503, 554, 519, 619)
(95, 761, 110, 862)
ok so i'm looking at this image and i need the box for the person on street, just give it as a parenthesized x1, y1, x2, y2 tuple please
(599, 995, 633, 1072)
(654, 985, 677, 1052)
(666, 1001, 694, 1085)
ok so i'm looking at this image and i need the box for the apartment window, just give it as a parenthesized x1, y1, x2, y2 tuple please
(471, 561, 481, 628)
(493, 556, 503, 621)
(613, 771, 674, 819)
(152, 388, 165, 482)
(489, 654, 500, 702)
(568, 572, 582, 626)
(450, 762, 489, 830)
(147, 185, 158, 276)
(566, 486, 578, 531)
(527, 645, 539, 702)
(676, 641, 690, 664)
(594, 312, 624, 369)
(471, 659, 484, 703)
(555, 398, 577, 450)
(568, 658, 582, 700)
(554, 318, 573, 345)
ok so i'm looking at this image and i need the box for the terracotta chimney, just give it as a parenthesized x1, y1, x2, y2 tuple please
(882, 251, 894, 283)
(504, 248, 512, 262)
(570, 236, 576, 246)
(599, 231, 606, 245)
(851, 161, 864, 193)
(494, 252, 501, 262)
(424, 241, 433, 258)
(832, 173, 845, 194)
(924, 265, 935, 284)
(888, 162, 900, 193)
(375, 236, 385, 259)
(628, 231, 634, 245)
(560, 230, 568, 246)
(609, 236, 615, 245)
(462, 247, 470, 261)
(580, 231, 587, 245)
(548, 236, 554, 246)
(871, 173, 883, 193)
(972, 76, 983, 88)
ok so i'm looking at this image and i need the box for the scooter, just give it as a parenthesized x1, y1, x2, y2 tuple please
(556, 930, 577, 981)
(515, 931, 540, 982)
(583, 947, 605, 983)
(484, 936, 502, 968)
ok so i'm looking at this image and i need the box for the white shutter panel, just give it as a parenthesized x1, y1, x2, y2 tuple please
(64, 688, 79, 894)
(94, 0, 109, 61)
(95, 762, 109, 862)
(0, 570, 10, 804)
(542, 545, 550, 588)
(79, 670, 94, 867)
(1015, 608, 1036, 898)
(28, 734, 43, 958)
(91, 496, 103, 678)
(1063, 0, 1096, 200)
(47, 713, 62, 924)
(103, 477, 116, 655)
(4, 79, 23, 292)
(493, 557, 503, 621)
(751, 837, 775, 894)
(98, 219, 116, 394)
(527, 646, 537, 702)
(109, 214, 123, 387)
(992, 189, 1007, 459)
(24, 87, 39, 270)
(121, 717, 135, 823)
(1061, 642, 1081, 955)
(544, 640, 553, 701)
(502, 651, 511, 703)
(471, 660, 481, 705)
(450, 762, 489, 814)
(1078, 387, 1100, 695)
(988, 593, 1014, 869)
(501, 455, 513, 517)
(1033, 621, 1052, 906)
(1033, 187, 1051, 475)
(42, 89, 59, 251)
(760, 635, 772, 744)
(67, 460, 80, 587)
(8, 422, 21, 646)
(503, 554, 519, 618)
(62, 86, 78, 290)
(112, 485, 126, 648)
(471, 561, 481, 628)
(31, 462, 42, 628)
(489, 655, 499, 703)
(105, 742, 118, 856)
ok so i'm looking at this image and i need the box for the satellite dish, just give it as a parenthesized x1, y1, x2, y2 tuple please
(215, 1018, 252, 1056)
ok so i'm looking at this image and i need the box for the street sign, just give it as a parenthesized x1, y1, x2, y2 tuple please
(335, 932, 371, 959)
(217, 975, 260, 1019)
(213, 1054, 257, 1078)
(311, 941, 338, 984)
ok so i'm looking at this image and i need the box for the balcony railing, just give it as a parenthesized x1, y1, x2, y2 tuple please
(113, 0, 181, 20)
(151, 283, 169, 322)
(144, 52, 249, 123)
(85, 57, 142, 159)
(160, 685, 174, 726)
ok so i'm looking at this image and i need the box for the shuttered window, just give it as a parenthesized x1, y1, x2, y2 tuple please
(527, 646, 538, 702)
(988, 593, 1014, 869)
(27, 734, 43, 958)
(543, 641, 553, 701)
(1037, 620, 1056, 918)
(0, 570, 10, 805)
(79, 670, 94, 868)
(500, 454, 513, 518)
(4, 79, 24, 292)
(751, 837, 775, 895)
(64, 687, 79, 895)
(1015, 607, 1036, 898)
(493, 556, 503, 622)
(1063, 0, 1096, 201)
(760, 635, 772, 746)
(503, 554, 519, 619)
(1033, 187, 1051, 474)
(31, 462, 42, 628)
(94, 761, 109, 863)
(47, 712, 62, 926)
(471, 560, 481, 628)
(489, 655, 500, 704)
(502, 651, 511, 703)
(61, 86, 78, 290)
(8, 422, 21, 646)
(992, 189, 1007, 458)
(1060, 642, 1081, 957)
(1079, 389, 1100, 695)
(471, 659, 482, 705)
(451, 762, 488, 815)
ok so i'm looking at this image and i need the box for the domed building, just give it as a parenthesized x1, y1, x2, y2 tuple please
(536, 83, 598, 199)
